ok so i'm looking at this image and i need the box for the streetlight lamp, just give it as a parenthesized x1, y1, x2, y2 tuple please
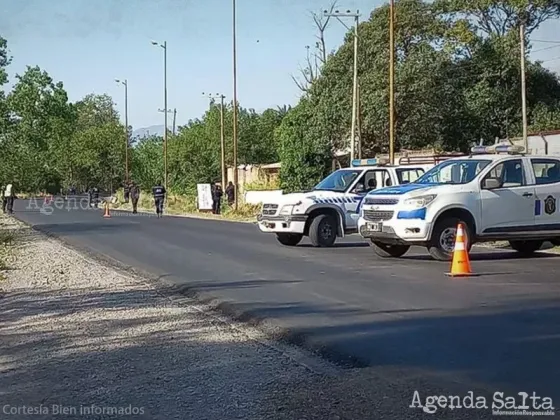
(151, 40, 168, 192)
(324, 9, 360, 163)
(203, 92, 226, 189)
(232, 0, 239, 210)
(115, 78, 129, 183)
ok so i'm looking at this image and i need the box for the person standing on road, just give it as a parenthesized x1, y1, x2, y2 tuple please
(152, 181, 166, 218)
(4, 183, 15, 214)
(92, 187, 99, 208)
(225, 181, 235, 207)
(212, 182, 223, 215)
(130, 181, 140, 214)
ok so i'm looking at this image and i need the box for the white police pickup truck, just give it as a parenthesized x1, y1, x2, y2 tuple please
(257, 158, 428, 247)
(358, 144, 560, 260)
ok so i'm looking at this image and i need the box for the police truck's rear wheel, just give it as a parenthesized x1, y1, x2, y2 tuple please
(509, 240, 543, 256)
(308, 214, 337, 247)
(276, 233, 303, 246)
(428, 217, 472, 261)
(370, 241, 410, 258)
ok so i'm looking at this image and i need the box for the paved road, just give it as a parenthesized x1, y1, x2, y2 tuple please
(13, 196, 560, 402)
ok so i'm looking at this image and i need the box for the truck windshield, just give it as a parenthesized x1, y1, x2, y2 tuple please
(416, 159, 491, 185)
(313, 169, 361, 192)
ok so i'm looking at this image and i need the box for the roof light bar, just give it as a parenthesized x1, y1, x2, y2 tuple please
(352, 158, 378, 167)
(470, 144, 525, 155)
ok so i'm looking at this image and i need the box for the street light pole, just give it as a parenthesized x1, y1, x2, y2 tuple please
(203, 92, 227, 190)
(324, 9, 360, 163)
(389, 0, 395, 164)
(115, 78, 129, 183)
(232, 0, 239, 210)
(520, 22, 528, 152)
(151, 40, 168, 192)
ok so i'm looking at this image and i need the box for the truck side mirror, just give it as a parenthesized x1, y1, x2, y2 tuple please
(482, 177, 502, 190)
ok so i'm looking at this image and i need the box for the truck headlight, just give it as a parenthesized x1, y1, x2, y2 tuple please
(403, 194, 436, 208)
(279, 205, 294, 215)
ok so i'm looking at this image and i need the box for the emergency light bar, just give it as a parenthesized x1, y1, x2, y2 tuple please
(351, 158, 390, 167)
(470, 144, 525, 155)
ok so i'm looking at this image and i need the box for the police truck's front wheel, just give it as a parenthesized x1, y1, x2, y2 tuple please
(428, 217, 472, 261)
(370, 241, 410, 258)
(276, 233, 303, 246)
(308, 214, 337, 247)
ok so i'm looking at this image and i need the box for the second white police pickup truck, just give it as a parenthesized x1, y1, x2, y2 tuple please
(358, 144, 560, 261)
(256, 156, 459, 247)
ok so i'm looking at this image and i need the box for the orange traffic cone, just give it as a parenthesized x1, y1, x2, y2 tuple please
(446, 223, 473, 277)
(103, 201, 111, 218)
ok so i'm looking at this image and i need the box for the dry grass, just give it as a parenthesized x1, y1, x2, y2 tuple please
(0, 220, 20, 278)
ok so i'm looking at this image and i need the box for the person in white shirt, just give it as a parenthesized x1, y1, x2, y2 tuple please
(3, 184, 15, 214)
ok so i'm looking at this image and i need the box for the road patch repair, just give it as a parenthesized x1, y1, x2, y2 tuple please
(0, 213, 508, 419)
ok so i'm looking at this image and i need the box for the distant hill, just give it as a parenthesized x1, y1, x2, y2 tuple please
(132, 125, 165, 139)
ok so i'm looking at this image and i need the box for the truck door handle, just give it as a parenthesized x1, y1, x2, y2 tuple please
(523, 192, 533, 197)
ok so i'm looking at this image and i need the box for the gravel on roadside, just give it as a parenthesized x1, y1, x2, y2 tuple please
(0, 215, 502, 420)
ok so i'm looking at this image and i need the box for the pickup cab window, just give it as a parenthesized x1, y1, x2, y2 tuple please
(397, 168, 424, 184)
(531, 159, 560, 185)
(416, 159, 490, 185)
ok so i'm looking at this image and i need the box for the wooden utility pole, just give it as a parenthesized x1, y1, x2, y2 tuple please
(232, 0, 239, 209)
(172, 108, 177, 135)
(389, 0, 395, 164)
(357, 82, 362, 159)
(520, 22, 528, 152)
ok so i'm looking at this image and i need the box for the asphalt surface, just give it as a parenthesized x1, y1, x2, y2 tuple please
(12, 195, 560, 403)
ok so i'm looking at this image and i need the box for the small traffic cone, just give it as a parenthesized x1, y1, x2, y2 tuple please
(103, 201, 111, 218)
(446, 223, 473, 277)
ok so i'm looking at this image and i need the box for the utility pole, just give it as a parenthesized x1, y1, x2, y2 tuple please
(357, 82, 362, 159)
(151, 40, 168, 192)
(232, 0, 239, 209)
(115, 79, 129, 183)
(520, 22, 528, 152)
(389, 0, 395, 164)
(324, 9, 360, 163)
(203, 92, 227, 189)
(172, 108, 177, 135)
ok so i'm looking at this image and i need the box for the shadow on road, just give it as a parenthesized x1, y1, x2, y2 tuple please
(298, 242, 369, 248)
(403, 250, 559, 262)
(0, 286, 518, 419)
(31, 222, 137, 235)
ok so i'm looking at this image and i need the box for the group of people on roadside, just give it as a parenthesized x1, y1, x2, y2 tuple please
(124, 180, 166, 217)
(210, 181, 235, 215)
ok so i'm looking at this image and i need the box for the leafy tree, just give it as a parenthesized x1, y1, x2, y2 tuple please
(277, 98, 331, 192)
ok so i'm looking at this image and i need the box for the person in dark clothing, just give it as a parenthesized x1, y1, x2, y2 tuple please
(123, 182, 130, 203)
(225, 181, 235, 206)
(212, 182, 223, 215)
(92, 187, 99, 208)
(152, 181, 166, 218)
(130, 181, 140, 214)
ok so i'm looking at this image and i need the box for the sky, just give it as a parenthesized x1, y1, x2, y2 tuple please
(1, 0, 559, 131)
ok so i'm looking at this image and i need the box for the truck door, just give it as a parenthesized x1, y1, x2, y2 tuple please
(346, 169, 391, 228)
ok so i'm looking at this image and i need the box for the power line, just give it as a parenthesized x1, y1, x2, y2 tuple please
(532, 44, 560, 53)
(532, 39, 560, 44)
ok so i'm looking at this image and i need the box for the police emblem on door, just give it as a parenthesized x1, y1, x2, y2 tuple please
(544, 195, 556, 215)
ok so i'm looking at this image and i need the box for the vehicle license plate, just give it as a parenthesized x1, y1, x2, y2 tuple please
(366, 222, 382, 232)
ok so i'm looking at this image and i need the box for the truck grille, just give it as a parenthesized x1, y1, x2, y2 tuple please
(366, 198, 399, 205)
(262, 203, 279, 216)
(363, 210, 394, 222)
